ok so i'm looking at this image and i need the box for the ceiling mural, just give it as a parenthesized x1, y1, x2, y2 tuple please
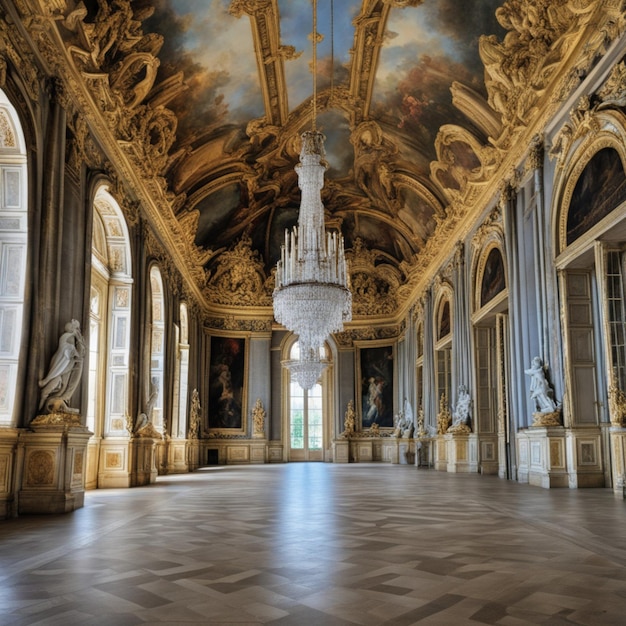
(140, 0, 504, 279)
(38, 0, 609, 319)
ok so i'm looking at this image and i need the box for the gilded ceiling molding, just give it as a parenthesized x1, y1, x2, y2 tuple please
(0, 17, 41, 102)
(450, 82, 502, 141)
(230, 0, 289, 127)
(350, 2, 397, 121)
(549, 95, 603, 170)
(479, 0, 597, 144)
(597, 61, 626, 110)
(346, 237, 400, 317)
(431, 125, 500, 204)
(204, 232, 271, 308)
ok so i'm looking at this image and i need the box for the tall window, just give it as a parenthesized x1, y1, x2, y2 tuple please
(149, 265, 165, 432)
(87, 186, 132, 437)
(607, 250, 626, 391)
(173, 302, 189, 438)
(0, 90, 27, 427)
(288, 341, 325, 461)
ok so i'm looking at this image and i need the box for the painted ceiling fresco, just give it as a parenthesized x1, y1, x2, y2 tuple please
(141, 0, 505, 277)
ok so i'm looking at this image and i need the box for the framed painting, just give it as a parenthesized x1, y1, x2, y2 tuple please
(208, 335, 247, 432)
(358, 344, 395, 429)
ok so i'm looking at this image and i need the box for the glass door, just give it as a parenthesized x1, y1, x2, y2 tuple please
(289, 380, 324, 461)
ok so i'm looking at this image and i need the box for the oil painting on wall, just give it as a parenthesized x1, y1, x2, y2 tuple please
(359, 345, 395, 429)
(209, 336, 246, 431)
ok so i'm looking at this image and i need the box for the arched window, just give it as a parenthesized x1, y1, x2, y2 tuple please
(0, 89, 27, 426)
(434, 291, 453, 409)
(87, 186, 133, 436)
(567, 148, 626, 246)
(172, 302, 189, 438)
(287, 340, 327, 461)
(149, 265, 165, 433)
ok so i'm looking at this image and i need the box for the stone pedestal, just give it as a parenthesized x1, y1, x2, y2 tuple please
(187, 439, 201, 471)
(351, 438, 373, 462)
(98, 437, 133, 488)
(0, 428, 19, 518)
(332, 439, 350, 463)
(250, 440, 268, 463)
(168, 438, 189, 474)
(18, 414, 91, 514)
(445, 432, 478, 473)
(130, 436, 158, 486)
(382, 439, 399, 463)
(516, 427, 568, 488)
(434, 436, 447, 471)
(565, 428, 604, 488)
(415, 437, 434, 467)
(609, 427, 626, 497)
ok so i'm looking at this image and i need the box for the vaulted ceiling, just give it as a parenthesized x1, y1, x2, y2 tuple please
(19, 0, 612, 321)
(143, 0, 503, 280)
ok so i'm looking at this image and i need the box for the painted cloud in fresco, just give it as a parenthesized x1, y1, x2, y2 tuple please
(145, 0, 264, 146)
(373, 0, 503, 156)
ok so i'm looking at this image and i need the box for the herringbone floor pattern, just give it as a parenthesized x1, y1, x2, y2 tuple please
(1, 464, 625, 625)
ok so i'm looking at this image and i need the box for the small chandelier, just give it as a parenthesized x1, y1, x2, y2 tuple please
(273, 0, 351, 389)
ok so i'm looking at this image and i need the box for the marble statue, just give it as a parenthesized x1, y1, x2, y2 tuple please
(448, 384, 472, 434)
(524, 357, 557, 413)
(135, 376, 160, 436)
(393, 398, 414, 438)
(38, 319, 86, 414)
(453, 385, 471, 425)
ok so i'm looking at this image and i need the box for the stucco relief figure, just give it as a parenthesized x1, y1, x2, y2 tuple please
(525, 357, 557, 413)
(38, 319, 86, 414)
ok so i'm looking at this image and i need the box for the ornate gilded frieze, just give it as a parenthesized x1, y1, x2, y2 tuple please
(334, 323, 403, 348)
(206, 316, 271, 333)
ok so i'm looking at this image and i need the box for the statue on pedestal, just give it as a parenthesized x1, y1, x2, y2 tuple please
(448, 384, 472, 434)
(341, 400, 356, 438)
(134, 376, 161, 438)
(188, 388, 201, 439)
(436, 392, 452, 434)
(525, 356, 561, 426)
(251, 398, 266, 438)
(38, 319, 86, 416)
(393, 398, 414, 438)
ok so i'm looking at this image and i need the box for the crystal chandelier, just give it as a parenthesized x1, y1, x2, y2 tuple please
(273, 0, 351, 389)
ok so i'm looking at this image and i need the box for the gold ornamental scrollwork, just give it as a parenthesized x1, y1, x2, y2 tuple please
(609, 386, 626, 427)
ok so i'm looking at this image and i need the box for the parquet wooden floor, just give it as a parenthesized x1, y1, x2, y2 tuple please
(1, 463, 625, 625)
